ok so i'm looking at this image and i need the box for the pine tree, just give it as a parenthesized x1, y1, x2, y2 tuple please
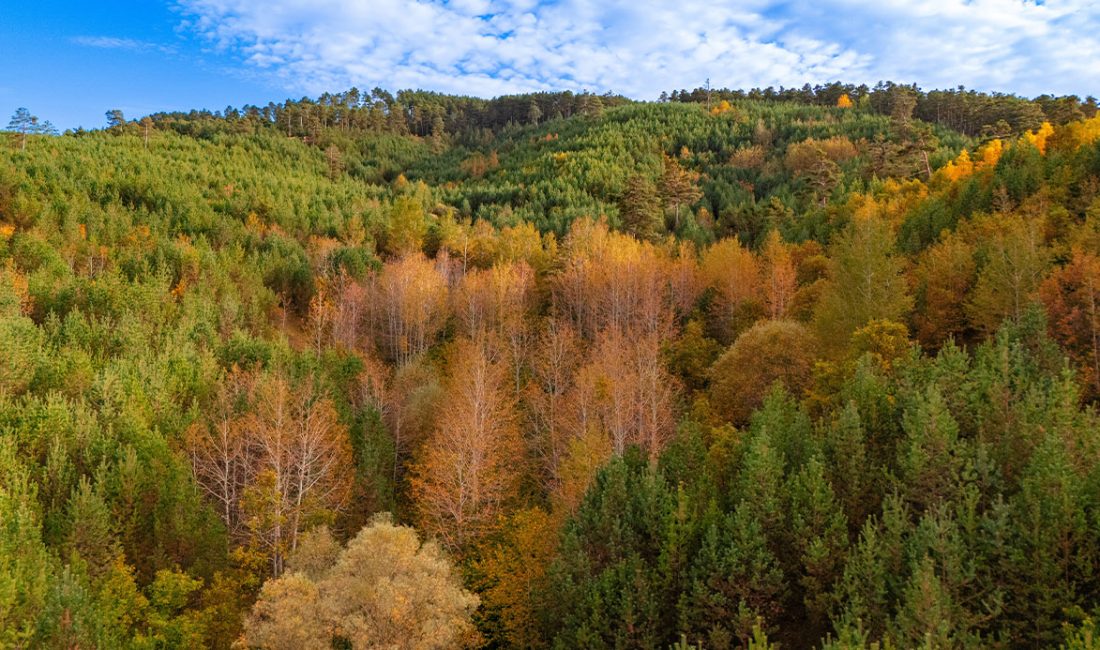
(6, 107, 41, 150)
(679, 507, 786, 648)
(618, 175, 663, 241)
(545, 450, 678, 649)
(787, 456, 848, 636)
(895, 387, 964, 513)
(659, 155, 702, 232)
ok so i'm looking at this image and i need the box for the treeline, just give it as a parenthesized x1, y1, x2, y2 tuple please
(93, 82, 1099, 148)
(137, 88, 631, 142)
(3, 93, 1100, 648)
(668, 81, 1099, 138)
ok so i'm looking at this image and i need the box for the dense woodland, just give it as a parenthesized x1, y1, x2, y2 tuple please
(3, 83, 1100, 648)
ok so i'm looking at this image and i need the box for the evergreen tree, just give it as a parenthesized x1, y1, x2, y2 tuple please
(618, 175, 664, 241)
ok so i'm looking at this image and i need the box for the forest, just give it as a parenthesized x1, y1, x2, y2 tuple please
(3, 82, 1100, 648)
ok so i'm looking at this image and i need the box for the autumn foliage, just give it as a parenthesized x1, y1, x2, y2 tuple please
(7, 85, 1100, 650)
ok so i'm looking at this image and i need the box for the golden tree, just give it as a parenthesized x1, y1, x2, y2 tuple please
(474, 507, 559, 649)
(243, 515, 478, 650)
(554, 218, 699, 340)
(364, 252, 449, 365)
(761, 230, 797, 320)
(700, 237, 763, 342)
(912, 233, 977, 347)
(320, 515, 479, 648)
(964, 215, 1049, 335)
(452, 260, 535, 392)
(410, 337, 523, 551)
(566, 328, 679, 463)
(524, 319, 582, 492)
(243, 376, 353, 576)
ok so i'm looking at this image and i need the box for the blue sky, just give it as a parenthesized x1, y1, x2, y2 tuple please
(3, 0, 1099, 131)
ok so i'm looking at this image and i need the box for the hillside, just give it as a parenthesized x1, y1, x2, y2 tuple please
(3, 87, 1100, 648)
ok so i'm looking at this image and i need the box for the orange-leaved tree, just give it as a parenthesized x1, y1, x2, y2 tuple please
(410, 336, 524, 551)
(1039, 248, 1100, 399)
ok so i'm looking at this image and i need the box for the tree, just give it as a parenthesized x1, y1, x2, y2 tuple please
(708, 320, 816, 425)
(665, 319, 723, 392)
(837, 94, 854, 109)
(891, 555, 955, 648)
(680, 507, 786, 648)
(700, 237, 763, 342)
(619, 175, 664, 241)
(475, 507, 558, 648)
(0, 443, 52, 647)
(526, 319, 582, 492)
(410, 337, 523, 551)
(242, 515, 478, 650)
(814, 217, 913, 354)
(364, 252, 449, 365)
(188, 372, 354, 576)
(786, 456, 848, 638)
(185, 371, 254, 541)
(555, 218, 697, 339)
(1000, 439, 1093, 647)
(63, 477, 118, 579)
(6, 107, 43, 150)
(567, 327, 680, 462)
(761, 230, 797, 320)
(912, 233, 977, 347)
(105, 109, 125, 128)
(895, 387, 963, 513)
(822, 402, 875, 529)
(1039, 247, 1100, 399)
(378, 358, 442, 491)
(659, 155, 703, 231)
(785, 137, 856, 204)
(243, 376, 354, 576)
(385, 195, 430, 256)
(545, 450, 680, 649)
(242, 572, 327, 650)
(965, 216, 1049, 335)
(140, 116, 153, 148)
(324, 144, 344, 179)
(451, 261, 533, 342)
(320, 515, 479, 648)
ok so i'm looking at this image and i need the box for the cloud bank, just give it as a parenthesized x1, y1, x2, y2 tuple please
(176, 0, 1100, 99)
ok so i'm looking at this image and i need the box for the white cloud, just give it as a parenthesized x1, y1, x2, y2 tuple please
(72, 36, 177, 55)
(175, 0, 1100, 99)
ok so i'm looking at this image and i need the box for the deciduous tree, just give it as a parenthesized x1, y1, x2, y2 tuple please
(243, 515, 478, 649)
(365, 252, 449, 365)
(814, 217, 912, 354)
(410, 337, 523, 551)
(709, 320, 816, 425)
(1039, 248, 1100, 399)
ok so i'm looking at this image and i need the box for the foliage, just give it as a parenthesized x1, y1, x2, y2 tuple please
(3, 82, 1100, 649)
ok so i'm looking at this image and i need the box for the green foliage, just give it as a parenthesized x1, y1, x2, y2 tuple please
(545, 449, 681, 649)
(3, 83, 1100, 649)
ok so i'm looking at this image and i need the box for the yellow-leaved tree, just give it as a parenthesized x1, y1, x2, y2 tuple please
(242, 515, 479, 649)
